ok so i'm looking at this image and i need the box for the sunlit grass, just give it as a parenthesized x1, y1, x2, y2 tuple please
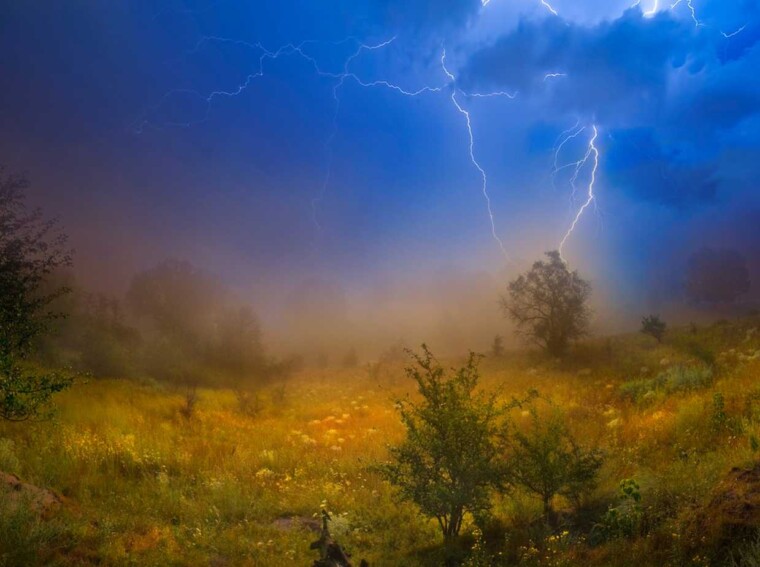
(0, 317, 758, 565)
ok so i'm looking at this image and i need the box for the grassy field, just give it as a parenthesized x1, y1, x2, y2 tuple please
(1, 316, 760, 566)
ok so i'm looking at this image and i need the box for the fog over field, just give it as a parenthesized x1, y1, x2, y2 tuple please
(1, 0, 759, 566)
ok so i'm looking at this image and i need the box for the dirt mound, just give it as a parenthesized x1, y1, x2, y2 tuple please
(0, 471, 63, 517)
(682, 462, 760, 555)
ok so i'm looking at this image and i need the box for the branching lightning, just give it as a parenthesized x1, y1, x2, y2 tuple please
(558, 125, 600, 259)
(670, 0, 703, 27)
(145, 0, 648, 263)
(143, 33, 520, 256)
(441, 49, 511, 260)
(551, 120, 585, 194)
(639, 0, 704, 26)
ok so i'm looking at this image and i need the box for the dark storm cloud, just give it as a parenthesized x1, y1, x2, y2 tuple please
(368, 0, 481, 34)
(460, 7, 760, 208)
(461, 9, 695, 118)
(605, 128, 719, 206)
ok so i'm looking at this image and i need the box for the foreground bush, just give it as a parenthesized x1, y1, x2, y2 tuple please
(376, 346, 506, 544)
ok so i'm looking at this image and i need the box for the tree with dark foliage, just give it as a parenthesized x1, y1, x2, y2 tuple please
(0, 168, 73, 420)
(501, 251, 591, 357)
(685, 247, 750, 304)
(640, 315, 666, 343)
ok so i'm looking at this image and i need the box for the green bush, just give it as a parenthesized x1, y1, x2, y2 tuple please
(376, 346, 507, 543)
(505, 403, 603, 519)
(620, 365, 713, 404)
(590, 479, 642, 544)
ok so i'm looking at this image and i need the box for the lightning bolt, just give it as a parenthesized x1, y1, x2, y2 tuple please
(670, 0, 703, 27)
(640, 0, 704, 26)
(544, 72, 567, 81)
(139, 35, 451, 230)
(551, 120, 585, 195)
(480, 0, 558, 16)
(540, 0, 560, 16)
(440, 50, 511, 260)
(141, 33, 530, 260)
(558, 125, 600, 259)
(310, 37, 418, 231)
(722, 25, 747, 38)
(643, 0, 659, 17)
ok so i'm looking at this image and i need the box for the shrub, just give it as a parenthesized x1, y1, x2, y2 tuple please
(666, 365, 713, 392)
(591, 479, 643, 544)
(504, 401, 603, 520)
(619, 365, 713, 404)
(376, 346, 506, 543)
(640, 315, 667, 343)
(235, 388, 264, 417)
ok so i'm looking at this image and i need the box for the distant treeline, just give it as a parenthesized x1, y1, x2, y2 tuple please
(38, 260, 298, 388)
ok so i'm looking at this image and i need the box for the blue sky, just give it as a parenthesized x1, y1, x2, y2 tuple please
(1, 0, 758, 320)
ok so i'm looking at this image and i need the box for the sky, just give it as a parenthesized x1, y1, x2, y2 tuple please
(1, 0, 759, 352)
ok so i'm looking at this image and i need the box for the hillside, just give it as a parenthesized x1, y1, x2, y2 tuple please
(1, 315, 759, 566)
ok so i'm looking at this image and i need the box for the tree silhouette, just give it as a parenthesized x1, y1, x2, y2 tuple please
(501, 251, 591, 357)
(0, 167, 73, 420)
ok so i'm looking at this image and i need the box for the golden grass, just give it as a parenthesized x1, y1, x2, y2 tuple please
(0, 317, 758, 565)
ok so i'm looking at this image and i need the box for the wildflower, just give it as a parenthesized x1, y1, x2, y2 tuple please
(255, 468, 276, 480)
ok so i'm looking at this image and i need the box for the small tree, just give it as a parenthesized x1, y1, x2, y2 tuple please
(640, 315, 666, 343)
(490, 335, 504, 358)
(501, 251, 591, 357)
(505, 401, 603, 521)
(0, 168, 74, 420)
(377, 346, 504, 543)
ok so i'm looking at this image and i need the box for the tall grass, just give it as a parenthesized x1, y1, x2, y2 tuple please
(0, 316, 757, 565)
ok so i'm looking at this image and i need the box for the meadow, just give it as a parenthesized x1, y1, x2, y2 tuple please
(1, 316, 759, 566)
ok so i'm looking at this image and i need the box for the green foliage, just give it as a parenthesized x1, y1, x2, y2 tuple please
(377, 346, 506, 542)
(40, 292, 141, 378)
(501, 251, 592, 357)
(619, 364, 714, 404)
(682, 341, 716, 367)
(0, 438, 20, 474)
(0, 169, 74, 420)
(727, 531, 760, 567)
(711, 392, 727, 433)
(640, 315, 666, 343)
(591, 479, 643, 543)
(505, 401, 603, 517)
(710, 392, 743, 436)
(666, 364, 714, 391)
(126, 261, 280, 387)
